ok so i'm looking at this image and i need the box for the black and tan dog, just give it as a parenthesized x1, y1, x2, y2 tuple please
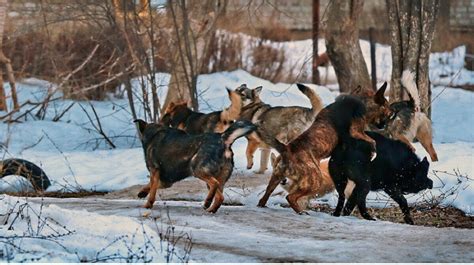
(161, 88, 242, 134)
(384, 70, 438, 161)
(329, 131, 433, 224)
(134, 119, 256, 212)
(235, 83, 323, 174)
(256, 95, 377, 214)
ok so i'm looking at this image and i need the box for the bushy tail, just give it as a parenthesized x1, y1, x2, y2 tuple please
(221, 120, 256, 147)
(296, 84, 323, 115)
(401, 70, 420, 110)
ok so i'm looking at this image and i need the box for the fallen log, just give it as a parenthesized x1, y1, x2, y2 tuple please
(0, 158, 51, 191)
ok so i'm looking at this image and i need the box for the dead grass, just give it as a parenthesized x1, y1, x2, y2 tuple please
(5, 191, 108, 198)
(307, 204, 474, 229)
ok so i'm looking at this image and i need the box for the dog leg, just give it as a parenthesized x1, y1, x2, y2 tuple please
(138, 181, 150, 198)
(144, 169, 160, 209)
(286, 189, 313, 215)
(207, 181, 224, 213)
(350, 119, 377, 160)
(257, 172, 285, 207)
(416, 121, 438, 162)
(245, 135, 260, 170)
(355, 184, 374, 221)
(255, 148, 270, 174)
(386, 189, 414, 225)
(199, 176, 219, 210)
(342, 178, 370, 217)
(333, 178, 348, 217)
(394, 133, 417, 153)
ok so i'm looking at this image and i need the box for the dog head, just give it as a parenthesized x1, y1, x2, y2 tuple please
(351, 82, 392, 129)
(403, 157, 433, 193)
(235, 84, 263, 107)
(160, 101, 192, 129)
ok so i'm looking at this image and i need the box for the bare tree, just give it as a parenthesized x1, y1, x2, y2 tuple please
(0, 0, 18, 112)
(386, 0, 440, 115)
(325, 0, 371, 93)
(163, 0, 224, 111)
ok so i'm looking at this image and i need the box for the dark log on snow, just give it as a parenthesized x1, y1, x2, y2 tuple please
(0, 158, 51, 191)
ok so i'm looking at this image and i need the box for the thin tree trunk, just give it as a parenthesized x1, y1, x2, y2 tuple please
(0, 0, 18, 111)
(387, 0, 440, 117)
(326, 0, 371, 93)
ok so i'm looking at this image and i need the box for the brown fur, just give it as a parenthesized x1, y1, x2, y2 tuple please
(161, 89, 242, 134)
(351, 83, 392, 130)
(257, 99, 374, 214)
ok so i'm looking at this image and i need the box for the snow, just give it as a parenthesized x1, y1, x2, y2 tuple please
(0, 195, 187, 262)
(0, 34, 473, 261)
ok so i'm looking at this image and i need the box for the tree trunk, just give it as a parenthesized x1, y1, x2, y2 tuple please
(0, 0, 18, 112)
(163, 0, 223, 111)
(386, 0, 439, 116)
(326, 0, 371, 93)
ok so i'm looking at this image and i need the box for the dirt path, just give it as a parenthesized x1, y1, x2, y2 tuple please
(30, 195, 474, 262)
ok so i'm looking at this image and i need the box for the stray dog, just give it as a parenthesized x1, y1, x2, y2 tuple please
(256, 95, 376, 214)
(329, 131, 433, 224)
(236, 83, 323, 174)
(277, 156, 335, 210)
(160, 88, 242, 134)
(134, 119, 256, 212)
(384, 70, 438, 161)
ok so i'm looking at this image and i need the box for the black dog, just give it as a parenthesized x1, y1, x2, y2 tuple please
(134, 119, 256, 212)
(329, 131, 433, 224)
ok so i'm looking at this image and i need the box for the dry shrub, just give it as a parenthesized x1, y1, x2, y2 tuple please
(249, 42, 286, 82)
(258, 23, 292, 42)
(4, 24, 171, 100)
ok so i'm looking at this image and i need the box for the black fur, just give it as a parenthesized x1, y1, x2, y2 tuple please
(135, 119, 256, 211)
(161, 108, 225, 135)
(329, 131, 433, 224)
(328, 94, 367, 140)
(0, 158, 51, 191)
(138, 120, 256, 187)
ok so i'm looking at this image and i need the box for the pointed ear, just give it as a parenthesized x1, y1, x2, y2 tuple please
(253, 86, 263, 97)
(226, 87, 232, 95)
(270, 153, 277, 167)
(374, 82, 388, 105)
(133, 119, 148, 140)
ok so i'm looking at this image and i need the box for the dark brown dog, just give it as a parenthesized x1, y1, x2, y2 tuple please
(161, 88, 242, 134)
(134, 119, 256, 212)
(257, 95, 376, 214)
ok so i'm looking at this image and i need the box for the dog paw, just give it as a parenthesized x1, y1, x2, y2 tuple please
(253, 169, 266, 175)
(143, 202, 153, 209)
(370, 152, 377, 161)
(206, 208, 218, 214)
(298, 210, 310, 216)
(137, 191, 148, 198)
(257, 201, 267, 208)
(332, 212, 341, 217)
(246, 162, 253, 170)
(404, 216, 414, 225)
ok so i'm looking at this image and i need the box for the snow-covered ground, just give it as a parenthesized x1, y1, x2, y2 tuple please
(0, 36, 473, 261)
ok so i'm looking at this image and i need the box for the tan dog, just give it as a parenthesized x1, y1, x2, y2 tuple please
(384, 70, 438, 161)
(236, 84, 323, 174)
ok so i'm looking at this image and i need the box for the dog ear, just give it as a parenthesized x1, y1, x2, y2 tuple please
(133, 119, 148, 140)
(253, 86, 263, 97)
(374, 82, 388, 105)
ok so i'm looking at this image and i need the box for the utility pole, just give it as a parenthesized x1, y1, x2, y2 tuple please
(312, 0, 320, 85)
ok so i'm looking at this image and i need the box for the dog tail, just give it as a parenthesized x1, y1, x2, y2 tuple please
(401, 70, 420, 110)
(222, 120, 256, 147)
(221, 88, 242, 122)
(296, 83, 323, 115)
